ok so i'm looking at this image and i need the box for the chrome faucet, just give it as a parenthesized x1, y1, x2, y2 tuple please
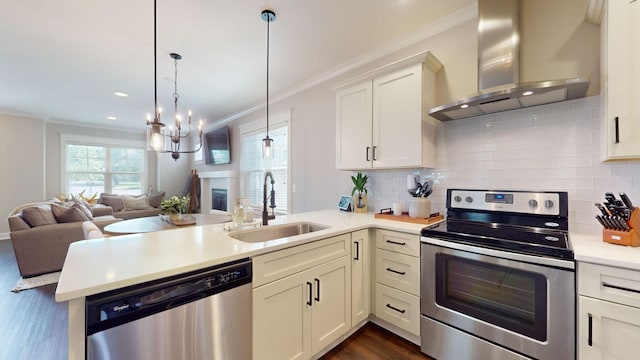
(262, 171, 276, 225)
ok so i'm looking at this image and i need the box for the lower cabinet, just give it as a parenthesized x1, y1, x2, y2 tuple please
(351, 229, 370, 325)
(578, 296, 640, 360)
(578, 262, 640, 360)
(252, 235, 352, 360)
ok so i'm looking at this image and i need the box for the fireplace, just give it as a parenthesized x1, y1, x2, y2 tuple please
(212, 188, 228, 212)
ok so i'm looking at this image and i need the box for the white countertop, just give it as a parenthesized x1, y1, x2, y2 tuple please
(55, 209, 429, 302)
(570, 232, 640, 271)
(56, 209, 640, 302)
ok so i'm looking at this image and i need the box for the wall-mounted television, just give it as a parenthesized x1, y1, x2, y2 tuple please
(204, 126, 231, 165)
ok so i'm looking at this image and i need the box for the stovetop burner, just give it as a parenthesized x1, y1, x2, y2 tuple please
(421, 189, 574, 261)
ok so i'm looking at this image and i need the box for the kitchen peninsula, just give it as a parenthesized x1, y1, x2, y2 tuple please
(56, 209, 640, 360)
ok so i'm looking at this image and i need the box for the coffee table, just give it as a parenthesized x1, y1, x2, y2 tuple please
(104, 213, 232, 235)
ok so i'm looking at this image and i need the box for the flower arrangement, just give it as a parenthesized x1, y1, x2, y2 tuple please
(160, 195, 190, 215)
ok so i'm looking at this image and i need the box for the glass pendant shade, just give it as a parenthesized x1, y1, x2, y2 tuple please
(147, 120, 166, 151)
(262, 136, 273, 159)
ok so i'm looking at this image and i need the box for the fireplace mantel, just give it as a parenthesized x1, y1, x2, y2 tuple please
(199, 171, 238, 213)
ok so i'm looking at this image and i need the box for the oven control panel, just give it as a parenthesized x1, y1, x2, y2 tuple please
(449, 190, 563, 216)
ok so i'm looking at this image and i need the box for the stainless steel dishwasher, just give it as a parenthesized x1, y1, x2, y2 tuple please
(86, 258, 252, 360)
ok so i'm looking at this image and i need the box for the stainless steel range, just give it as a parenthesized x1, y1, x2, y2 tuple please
(420, 189, 575, 360)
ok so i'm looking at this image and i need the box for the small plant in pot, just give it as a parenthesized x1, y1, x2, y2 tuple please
(351, 172, 368, 213)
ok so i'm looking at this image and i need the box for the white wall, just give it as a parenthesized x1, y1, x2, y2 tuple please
(367, 96, 640, 237)
(0, 114, 45, 236)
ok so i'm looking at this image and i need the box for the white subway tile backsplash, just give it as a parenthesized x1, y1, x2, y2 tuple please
(364, 96, 640, 236)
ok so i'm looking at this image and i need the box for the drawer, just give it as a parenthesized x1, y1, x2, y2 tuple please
(375, 249, 420, 295)
(375, 283, 420, 336)
(253, 233, 351, 287)
(578, 262, 640, 308)
(375, 229, 419, 257)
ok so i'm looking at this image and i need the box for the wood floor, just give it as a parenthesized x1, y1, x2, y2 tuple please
(0, 239, 431, 360)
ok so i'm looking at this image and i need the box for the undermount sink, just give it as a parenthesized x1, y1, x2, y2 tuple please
(229, 222, 330, 243)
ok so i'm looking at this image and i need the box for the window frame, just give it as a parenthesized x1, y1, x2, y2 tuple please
(239, 109, 291, 214)
(60, 134, 148, 195)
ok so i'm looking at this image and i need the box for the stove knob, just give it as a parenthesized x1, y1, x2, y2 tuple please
(465, 196, 473, 203)
(544, 200, 554, 208)
(528, 199, 538, 208)
(453, 196, 462, 202)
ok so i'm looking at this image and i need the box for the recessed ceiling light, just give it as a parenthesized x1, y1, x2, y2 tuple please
(114, 92, 128, 97)
(460, 104, 469, 109)
(107, 116, 117, 120)
(522, 91, 533, 96)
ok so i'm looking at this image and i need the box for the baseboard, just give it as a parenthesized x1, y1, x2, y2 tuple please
(311, 320, 369, 360)
(369, 315, 421, 346)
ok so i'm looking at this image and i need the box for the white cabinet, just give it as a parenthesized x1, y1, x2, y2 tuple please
(351, 229, 371, 325)
(373, 230, 421, 337)
(578, 262, 640, 360)
(252, 234, 352, 360)
(600, 0, 640, 160)
(335, 53, 441, 170)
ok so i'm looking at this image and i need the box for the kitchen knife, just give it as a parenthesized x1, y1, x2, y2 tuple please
(620, 192, 634, 209)
(595, 203, 610, 217)
(601, 216, 614, 229)
(595, 215, 607, 228)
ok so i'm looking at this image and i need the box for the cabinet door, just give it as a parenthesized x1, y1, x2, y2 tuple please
(253, 270, 311, 360)
(310, 255, 352, 354)
(351, 229, 370, 325)
(372, 63, 424, 168)
(603, 0, 640, 159)
(579, 296, 640, 360)
(336, 82, 373, 169)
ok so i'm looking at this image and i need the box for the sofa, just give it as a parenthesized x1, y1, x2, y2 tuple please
(7, 201, 121, 277)
(7, 191, 165, 277)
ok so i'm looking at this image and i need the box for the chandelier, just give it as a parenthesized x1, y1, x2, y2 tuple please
(146, 0, 203, 161)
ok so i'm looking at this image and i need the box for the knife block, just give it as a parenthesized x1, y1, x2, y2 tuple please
(602, 207, 640, 247)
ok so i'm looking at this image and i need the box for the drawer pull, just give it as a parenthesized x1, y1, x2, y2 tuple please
(588, 313, 593, 346)
(602, 282, 640, 295)
(386, 303, 406, 314)
(386, 267, 406, 276)
(386, 240, 407, 246)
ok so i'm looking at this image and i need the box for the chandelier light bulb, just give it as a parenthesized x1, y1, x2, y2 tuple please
(150, 131, 164, 151)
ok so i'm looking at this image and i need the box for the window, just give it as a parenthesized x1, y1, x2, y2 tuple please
(62, 135, 147, 196)
(240, 110, 289, 213)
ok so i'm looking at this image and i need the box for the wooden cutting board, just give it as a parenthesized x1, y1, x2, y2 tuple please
(374, 212, 444, 225)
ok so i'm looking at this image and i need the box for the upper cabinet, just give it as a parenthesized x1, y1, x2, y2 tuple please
(335, 52, 442, 170)
(601, 0, 640, 160)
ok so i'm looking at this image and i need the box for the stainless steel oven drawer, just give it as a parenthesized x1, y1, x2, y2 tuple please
(420, 316, 529, 360)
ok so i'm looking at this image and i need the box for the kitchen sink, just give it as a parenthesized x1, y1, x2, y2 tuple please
(228, 222, 330, 243)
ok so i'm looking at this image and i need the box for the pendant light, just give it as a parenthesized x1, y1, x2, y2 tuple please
(261, 9, 276, 162)
(146, 0, 203, 161)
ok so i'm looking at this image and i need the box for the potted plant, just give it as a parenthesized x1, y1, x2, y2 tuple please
(351, 172, 368, 213)
(160, 195, 190, 221)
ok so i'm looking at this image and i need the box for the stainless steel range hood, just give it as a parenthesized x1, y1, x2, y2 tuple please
(428, 0, 590, 122)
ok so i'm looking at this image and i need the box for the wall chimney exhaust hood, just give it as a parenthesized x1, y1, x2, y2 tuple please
(428, 0, 590, 122)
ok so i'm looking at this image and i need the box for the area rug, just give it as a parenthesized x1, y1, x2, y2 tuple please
(11, 271, 61, 293)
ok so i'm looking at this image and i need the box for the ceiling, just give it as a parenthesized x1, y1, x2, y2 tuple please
(0, 0, 475, 132)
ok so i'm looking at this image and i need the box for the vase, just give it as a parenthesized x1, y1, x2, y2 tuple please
(170, 213, 183, 222)
(409, 198, 431, 218)
(353, 194, 368, 213)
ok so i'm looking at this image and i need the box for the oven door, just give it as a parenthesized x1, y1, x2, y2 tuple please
(421, 238, 575, 360)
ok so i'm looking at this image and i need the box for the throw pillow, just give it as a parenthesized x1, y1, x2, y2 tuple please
(148, 191, 165, 208)
(123, 194, 153, 210)
(51, 203, 89, 223)
(66, 200, 94, 220)
(99, 193, 125, 212)
(21, 206, 57, 227)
